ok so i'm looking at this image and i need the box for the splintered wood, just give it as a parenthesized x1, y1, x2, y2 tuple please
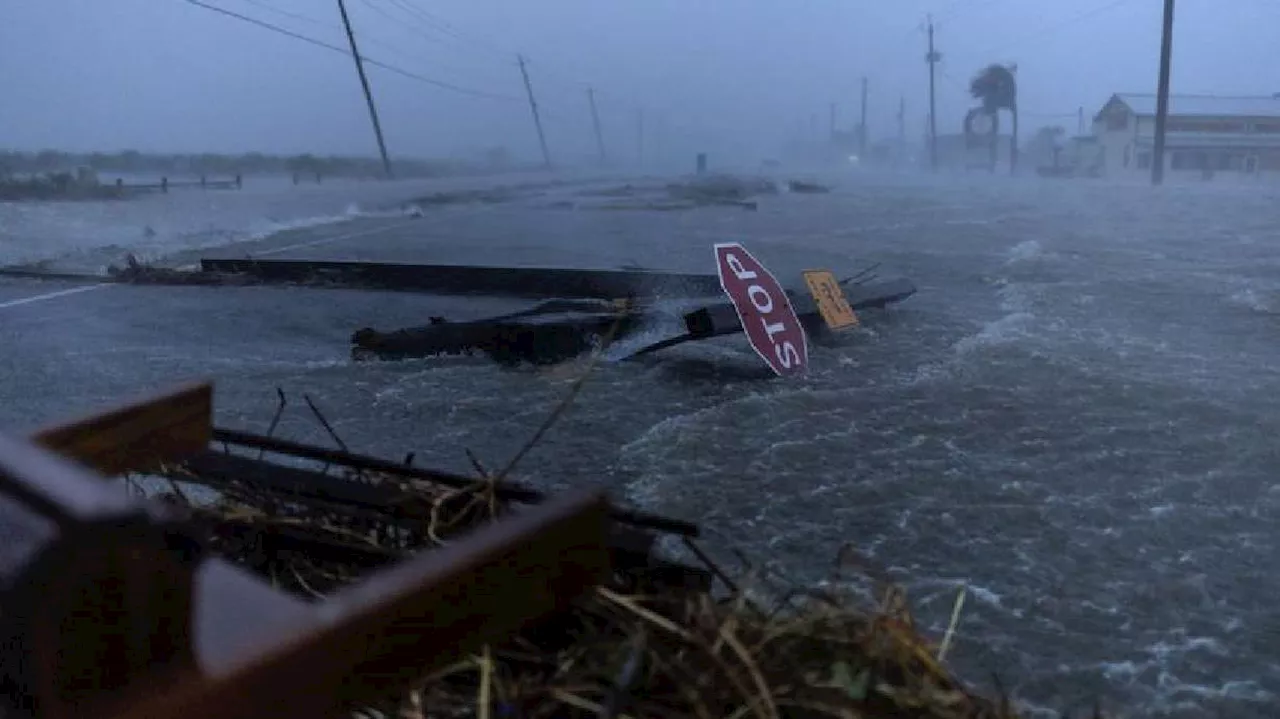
(4, 381, 611, 719)
(32, 382, 213, 476)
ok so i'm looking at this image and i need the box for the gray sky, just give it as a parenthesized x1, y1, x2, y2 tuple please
(1, 0, 1275, 163)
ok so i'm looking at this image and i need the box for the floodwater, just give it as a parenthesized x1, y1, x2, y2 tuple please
(4, 169, 1280, 717)
(0, 170, 613, 271)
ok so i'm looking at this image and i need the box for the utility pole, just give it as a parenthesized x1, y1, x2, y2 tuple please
(926, 15, 940, 172)
(1151, 0, 1175, 185)
(517, 54, 552, 170)
(636, 109, 645, 167)
(829, 102, 836, 140)
(898, 96, 906, 165)
(587, 87, 606, 166)
(336, 0, 391, 178)
(860, 77, 869, 158)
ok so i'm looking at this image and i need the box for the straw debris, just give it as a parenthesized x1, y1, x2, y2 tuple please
(151, 465, 1054, 719)
(141, 337, 1093, 718)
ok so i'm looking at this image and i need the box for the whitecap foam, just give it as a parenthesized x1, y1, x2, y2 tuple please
(1228, 287, 1273, 313)
(953, 312, 1035, 355)
(1005, 239, 1044, 264)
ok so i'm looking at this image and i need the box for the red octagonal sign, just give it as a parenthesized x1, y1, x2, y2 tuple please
(713, 242, 809, 376)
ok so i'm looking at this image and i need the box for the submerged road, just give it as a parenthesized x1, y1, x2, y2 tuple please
(4, 174, 1280, 717)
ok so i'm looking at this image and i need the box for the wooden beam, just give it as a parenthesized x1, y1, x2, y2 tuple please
(101, 489, 610, 719)
(32, 382, 213, 476)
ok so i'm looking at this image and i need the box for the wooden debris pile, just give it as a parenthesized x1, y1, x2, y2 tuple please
(132, 413, 1059, 718)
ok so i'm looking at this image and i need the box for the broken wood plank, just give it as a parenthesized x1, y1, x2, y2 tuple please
(0, 432, 203, 719)
(102, 489, 611, 719)
(208, 430, 701, 537)
(32, 382, 213, 476)
(197, 258, 724, 300)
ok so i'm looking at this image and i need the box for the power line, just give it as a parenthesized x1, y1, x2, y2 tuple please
(963, 0, 1139, 60)
(352, 0, 516, 82)
(933, 0, 1007, 24)
(238, 0, 332, 29)
(191, 0, 753, 158)
(241, 0, 503, 84)
(377, 0, 508, 59)
(181, 0, 522, 101)
(389, 0, 510, 56)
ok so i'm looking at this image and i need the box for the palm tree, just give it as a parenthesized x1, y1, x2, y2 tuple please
(970, 64, 1019, 174)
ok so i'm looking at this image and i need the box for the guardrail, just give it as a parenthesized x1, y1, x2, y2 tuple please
(111, 175, 243, 193)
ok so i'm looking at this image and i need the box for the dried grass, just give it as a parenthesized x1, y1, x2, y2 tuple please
(146, 316, 1090, 719)
(164, 466, 1053, 719)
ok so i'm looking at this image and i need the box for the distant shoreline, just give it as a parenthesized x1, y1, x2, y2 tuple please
(0, 148, 529, 184)
(0, 148, 544, 203)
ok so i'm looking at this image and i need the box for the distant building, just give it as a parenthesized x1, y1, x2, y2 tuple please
(1093, 93, 1280, 180)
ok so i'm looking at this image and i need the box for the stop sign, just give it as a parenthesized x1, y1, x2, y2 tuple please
(713, 242, 809, 376)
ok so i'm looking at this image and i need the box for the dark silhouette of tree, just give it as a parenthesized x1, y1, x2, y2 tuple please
(970, 63, 1019, 174)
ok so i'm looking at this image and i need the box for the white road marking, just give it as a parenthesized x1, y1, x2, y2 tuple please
(0, 217, 417, 311)
(0, 283, 111, 309)
(250, 218, 421, 258)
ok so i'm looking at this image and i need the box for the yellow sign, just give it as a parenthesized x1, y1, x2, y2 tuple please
(802, 270, 859, 330)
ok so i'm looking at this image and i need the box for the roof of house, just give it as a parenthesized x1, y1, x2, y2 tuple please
(1107, 93, 1280, 118)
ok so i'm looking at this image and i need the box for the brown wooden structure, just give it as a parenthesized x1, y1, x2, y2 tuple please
(1, 382, 611, 719)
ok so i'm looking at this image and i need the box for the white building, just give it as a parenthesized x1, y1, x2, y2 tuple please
(1092, 93, 1280, 180)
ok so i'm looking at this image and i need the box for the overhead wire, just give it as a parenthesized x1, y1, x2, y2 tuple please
(961, 0, 1140, 60)
(386, 0, 512, 57)
(181, 0, 523, 101)
(185, 0, 790, 159)
(932, 0, 1007, 24)
(351, 0, 518, 83)
(238, 0, 332, 29)
(238, 0, 508, 86)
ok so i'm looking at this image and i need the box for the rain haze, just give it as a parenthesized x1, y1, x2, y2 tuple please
(3, 2, 1280, 719)
(1, 0, 1275, 160)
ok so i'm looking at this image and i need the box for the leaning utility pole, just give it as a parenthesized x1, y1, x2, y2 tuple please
(859, 77, 869, 158)
(926, 15, 940, 172)
(898, 96, 906, 164)
(517, 55, 552, 170)
(336, 0, 391, 178)
(1151, 0, 1175, 185)
(636, 109, 645, 166)
(587, 87, 607, 166)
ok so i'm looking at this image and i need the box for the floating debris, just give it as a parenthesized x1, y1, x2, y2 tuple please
(148, 422, 1068, 719)
(787, 180, 832, 194)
